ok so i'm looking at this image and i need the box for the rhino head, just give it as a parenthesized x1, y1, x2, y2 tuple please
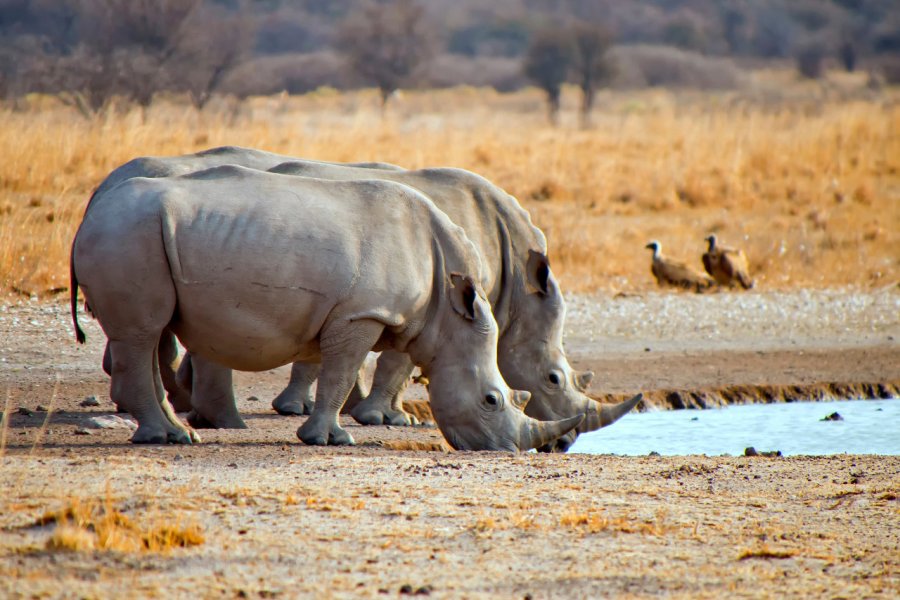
(419, 273, 583, 452)
(497, 251, 642, 452)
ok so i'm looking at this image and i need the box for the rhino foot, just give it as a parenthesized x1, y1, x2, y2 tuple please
(272, 395, 314, 416)
(186, 410, 247, 430)
(297, 420, 355, 446)
(351, 404, 418, 427)
(131, 423, 197, 445)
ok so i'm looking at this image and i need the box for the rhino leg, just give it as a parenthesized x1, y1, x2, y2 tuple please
(350, 350, 417, 426)
(297, 320, 385, 446)
(185, 354, 247, 429)
(104, 331, 192, 413)
(109, 339, 197, 445)
(272, 362, 319, 416)
(158, 329, 192, 413)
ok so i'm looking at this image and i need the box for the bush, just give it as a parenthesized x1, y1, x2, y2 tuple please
(612, 45, 745, 90)
(795, 40, 827, 79)
(421, 54, 527, 91)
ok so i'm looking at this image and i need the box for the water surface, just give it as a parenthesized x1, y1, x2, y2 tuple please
(569, 398, 899, 456)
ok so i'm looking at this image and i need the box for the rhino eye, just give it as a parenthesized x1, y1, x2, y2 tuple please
(548, 372, 562, 386)
(484, 393, 501, 410)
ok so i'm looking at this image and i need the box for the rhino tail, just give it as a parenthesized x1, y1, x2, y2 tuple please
(70, 237, 86, 344)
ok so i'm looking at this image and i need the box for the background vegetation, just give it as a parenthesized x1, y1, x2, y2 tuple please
(0, 1, 897, 297)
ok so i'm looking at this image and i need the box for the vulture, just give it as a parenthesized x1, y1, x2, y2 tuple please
(645, 241, 715, 292)
(702, 234, 754, 289)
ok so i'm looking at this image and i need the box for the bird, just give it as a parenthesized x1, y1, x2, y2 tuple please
(702, 234, 754, 289)
(645, 241, 714, 292)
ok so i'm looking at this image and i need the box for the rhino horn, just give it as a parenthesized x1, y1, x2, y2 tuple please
(520, 413, 584, 450)
(585, 393, 642, 431)
(575, 370, 594, 391)
(512, 390, 531, 410)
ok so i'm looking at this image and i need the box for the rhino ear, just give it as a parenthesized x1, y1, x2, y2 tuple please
(449, 273, 478, 321)
(526, 250, 551, 296)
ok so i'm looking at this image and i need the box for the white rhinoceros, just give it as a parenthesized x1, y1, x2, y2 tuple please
(257, 161, 641, 451)
(71, 165, 582, 451)
(83, 146, 401, 413)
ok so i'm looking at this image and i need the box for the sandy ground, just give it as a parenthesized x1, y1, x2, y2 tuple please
(1, 289, 899, 598)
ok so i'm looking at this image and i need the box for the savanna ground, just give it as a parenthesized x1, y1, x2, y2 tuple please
(1, 72, 899, 598)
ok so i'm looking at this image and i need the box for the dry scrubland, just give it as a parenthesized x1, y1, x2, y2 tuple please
(0, 72, 898, 297)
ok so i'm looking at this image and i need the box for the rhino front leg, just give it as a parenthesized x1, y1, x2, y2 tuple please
(272, 362, 320, 416)
(297, 320, 385, 446)
(350, 350, 417, 426)
(109, 339, 197, 445)
(185, 354, 247, 429)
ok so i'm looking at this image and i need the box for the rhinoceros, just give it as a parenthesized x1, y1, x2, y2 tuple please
(70, 165, 582, 450)
(84, 146, 401, 413)
(255, 161, 641, 451)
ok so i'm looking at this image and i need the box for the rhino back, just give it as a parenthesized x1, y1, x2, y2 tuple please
(138, 168, 456, 368)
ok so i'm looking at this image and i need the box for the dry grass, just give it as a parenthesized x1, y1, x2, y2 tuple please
(39, 495, 204, 554)
(1, 79, 897, 296)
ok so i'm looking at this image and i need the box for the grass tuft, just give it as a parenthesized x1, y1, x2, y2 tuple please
(40, 496, 204, 554)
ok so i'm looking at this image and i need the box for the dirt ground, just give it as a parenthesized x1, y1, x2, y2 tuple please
(1, 289, 899, 598)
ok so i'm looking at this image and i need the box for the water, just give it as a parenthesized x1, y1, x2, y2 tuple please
(569, 398, 900, 456)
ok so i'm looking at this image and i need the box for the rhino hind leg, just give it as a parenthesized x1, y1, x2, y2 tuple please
(158, 329, 192, 412)
(297, 320, 385, 446)
(109, 339, 197, 445)
(104, 332, 192, 413)
(272, 362, 320, 416)
(350, 351, 417, 426)
(185, 354, 247, 429)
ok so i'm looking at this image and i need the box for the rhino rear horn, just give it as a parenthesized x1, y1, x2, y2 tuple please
(575, 371, 594, 392)
(519, 413, 584, 451)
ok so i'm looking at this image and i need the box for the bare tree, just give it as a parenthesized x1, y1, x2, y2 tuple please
(523, 28, 573, 124)
(335, 0, 436, 109)
(169, 4, 255, 109)
(571, 23, 613, 127)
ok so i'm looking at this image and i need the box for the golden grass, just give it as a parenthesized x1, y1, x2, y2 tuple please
(1, 80, 897, 296)
(39, 495, 204, 554)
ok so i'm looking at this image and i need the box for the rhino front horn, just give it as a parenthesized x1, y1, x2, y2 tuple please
(519, 413, 585, 451)
(586, 393, 643, 430)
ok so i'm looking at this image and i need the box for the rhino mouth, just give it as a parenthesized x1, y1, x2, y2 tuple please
(537, 430, 576, 453)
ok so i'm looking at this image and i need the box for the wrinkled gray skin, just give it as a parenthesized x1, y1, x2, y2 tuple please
(259, 162, 641, 452)
(88, 146, 401, 414)
(71, 166, 582, 450)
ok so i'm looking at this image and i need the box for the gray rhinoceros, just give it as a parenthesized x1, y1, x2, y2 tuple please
(257, 161, 641, 451)
(70, 165, 582, 450)
(83, 146, 401, 413)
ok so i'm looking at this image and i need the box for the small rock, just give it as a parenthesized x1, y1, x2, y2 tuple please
(228, 462, 238, 468)
(648, 451, 660, 456)
(35, 405, 48, 412)
(399, 584, 414, 595)
(86, 415, 138, 430)
(821, 412, 843, 422)
(414, 586, 433, 596)
(690, 416, 699, 421)
(74, 427, 92, 436)
(17, 407, 34, 416)
(745, 446, 782, 457)
(80, 395, 101, 407)
(246, 396, 260, 402)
